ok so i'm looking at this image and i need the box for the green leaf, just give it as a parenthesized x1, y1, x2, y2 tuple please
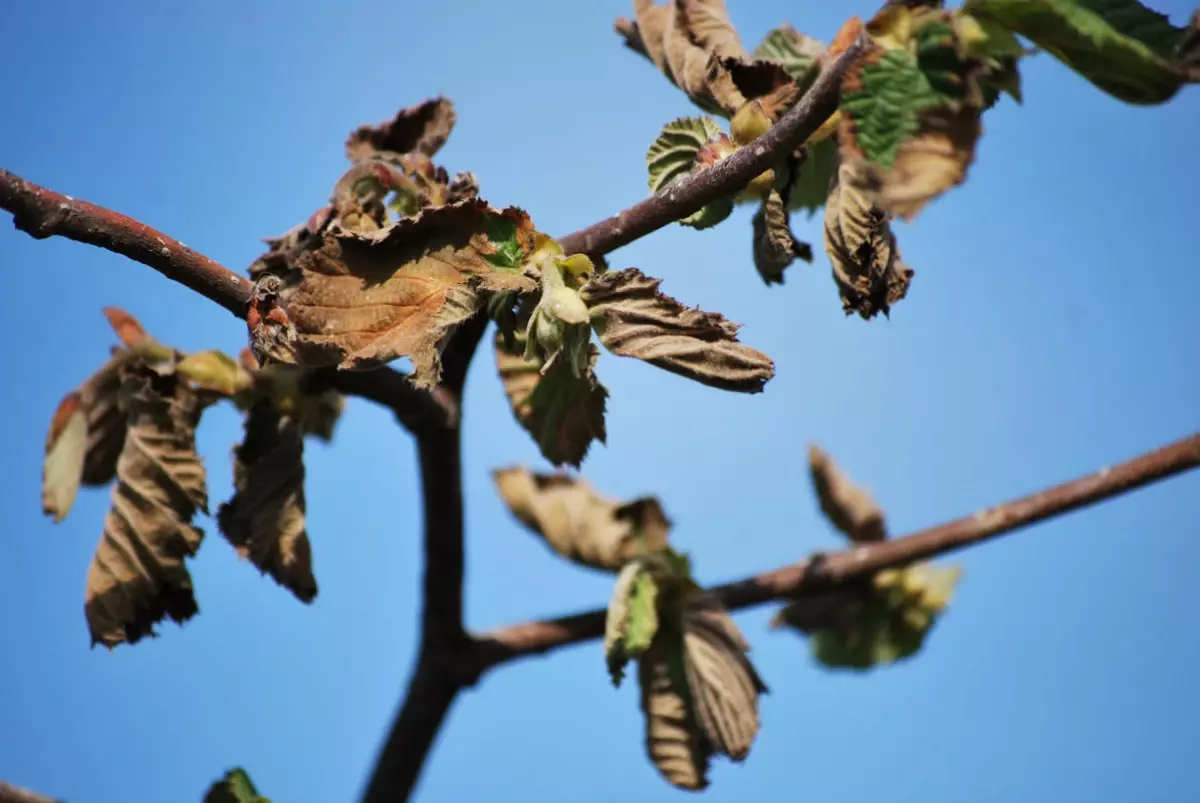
(646, 117, 734, 229)
(482, 216, 527, 269)
(840, 48, 947, 169)
(789, 137, 839, 217)
(967, 0, 1198, 104)
(204, 768, 270, 803)
(605, 560, 661, 686)
(753, 25, 824, 86)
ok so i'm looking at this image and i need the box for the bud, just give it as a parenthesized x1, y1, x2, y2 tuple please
(731, 100, 772, 146)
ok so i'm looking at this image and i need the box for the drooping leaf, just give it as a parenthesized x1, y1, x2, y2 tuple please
(681, 594, 767, 762)
(606, 559, 662, 685)
(753, 24, 825, 86)
(41, 392, 88, 523)
(580, 268, 775, 393)
(495, 327, 608, 467)
(645, 117, 736, 229)
(808, 444, 887, 542)
(967, 0, 1199, 104)
(639, 633, 711, 791)
(751, 187, 812, 285)
(252, 200, 539, 387)
(345, 96, 456, 161)
(217, 402, 317, 603)
(177, 350, 252, 398)
(822, 159, 914, 319)
(246, 362, 344, 442)
(624, 0, 796, 117)
(203, 768, 271, 803)
(492, 466, 670, 571)
(805, 563, 963, 670)
(85, 361, 208, 648)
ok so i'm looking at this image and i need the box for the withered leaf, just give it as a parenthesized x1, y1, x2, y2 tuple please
(261, 200, 539, 387)
(491, 465, 669, 572)
(345, 96, 456, 161)
(872, 104, 981, 220)
(217, 402, 317, 603)
(681, 593, 767, 762)
(606, 558, 661, 686)
(639, 637, 711, 791)
(86, 362, 208, 648)
(823, 158, 914, 319)
(627, 0, 795, 117)
(580, 268, 775, 393)
(102, 306, 148, 347)
(494, 328, 607, 468)
(42, 392, 88, 522)
(808, 444, 887, 543)
(751, 186, 812, 285)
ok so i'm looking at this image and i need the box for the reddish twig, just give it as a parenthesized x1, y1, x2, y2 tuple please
(554, 35, 865, 258)
(473, 431, 1200, 666)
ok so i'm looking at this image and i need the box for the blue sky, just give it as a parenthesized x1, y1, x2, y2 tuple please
(1, 1, 1198, 802)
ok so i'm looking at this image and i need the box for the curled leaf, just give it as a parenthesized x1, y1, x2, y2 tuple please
(494, 327, 607, 468)
(85, 361, 208, 648)
(968, 0, 1199, 105)
(256, 200, 539, 387)
(42, 392, 87, 522)
(492, 466, 669, 571)
(345, 96, 456, 161)
(606, 559, 661, 686)
(581, 268, 775, 393)
(822, 159, 914, 319)
(217, 402, 317, 603)
(752, 187, 812, 285)
(808, 444, 887, 543)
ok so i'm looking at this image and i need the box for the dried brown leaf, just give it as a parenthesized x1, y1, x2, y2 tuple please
(629, 0, 795, 117)
(682, 593, 767, 761)
(808, 444, 887, 542)
(752, 187, 812, 285)
(492, 465, 669, 572)
(85, 362, 208, 648)
(875, 105, 981, 221)
(580, 267, 775, 393)
(345, 97, 456, 161)
(217, 402, 317, 603)
(823, 158, 914, 319)
(255, 200, 539, 387)
(494, 328, 607, 468)
(639, 639, 711, 791)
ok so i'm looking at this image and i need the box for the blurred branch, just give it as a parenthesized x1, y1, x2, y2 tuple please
(473, 431, 1200, 667)
(554, 35, 865, 258)
(0, 781, 59, 803)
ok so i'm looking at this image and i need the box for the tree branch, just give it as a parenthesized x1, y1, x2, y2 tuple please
(472, 431, 1200, 667)
(0, 781, 59, 803)
(553, 36, 865, 258)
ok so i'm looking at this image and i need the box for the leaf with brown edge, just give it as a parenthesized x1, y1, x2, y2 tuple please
(682, 593, 767, 762)
(264, 200, 539, 387)
(494, 327, 607, 468)
(808, 443, 887, 542)
(752, 186, 812, 285)
(627, 0, 796, 117)
(822, 158, 914, 319)
(639, 635, 711, 791)
(580, 267, 775, 393)
(492, 465, 670, 572)
(217, 401, 317, 603)
(345, 96, 456, 161)
(874, 103, 981, 220)
(42, 392, 87, 522)
(85, 360, 208, 648)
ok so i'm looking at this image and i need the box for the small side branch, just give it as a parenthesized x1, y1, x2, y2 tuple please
(474, 431, 1200, 666)
(554, 37, 865, 258)
(0, 781, 60, 803)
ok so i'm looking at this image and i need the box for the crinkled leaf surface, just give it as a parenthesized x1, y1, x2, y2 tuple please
(968, 0, 1198, 104)
(345, 96, 456, 161)
(581, 268, 775, 392)
(204, 768, 271, 803)
(823, 159, 914, 319)
(754, 24, 824, 85)
(808, 444, 887, 542)
(270, 200, 538, 386)
(752, 187, 811, 285)
(645, 117, 735, 228)
(217, 402, 317, 603)
(86, 362, 208, 648)
(639, 634, 711, 791)
(606, 559, 661, 685)
(494, 328, 607, 467)
(492, 466, 670, 571)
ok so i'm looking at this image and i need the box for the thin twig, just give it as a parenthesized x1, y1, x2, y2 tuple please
(473, 431, 1200, 667)
(0, 781, 60, 803)
(554, 36, 865, 258)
